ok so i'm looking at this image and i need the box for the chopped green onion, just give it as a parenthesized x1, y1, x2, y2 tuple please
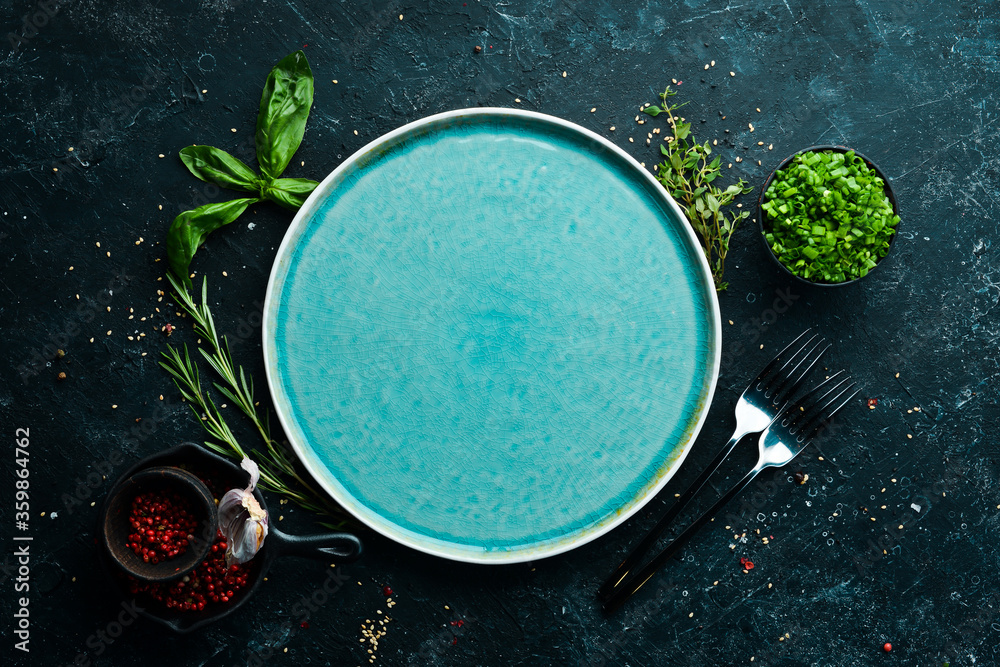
(762, 149, 899, 283)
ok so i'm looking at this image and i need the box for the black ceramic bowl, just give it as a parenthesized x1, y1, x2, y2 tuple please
(98, 442, 363, 633)
(102, 466, 218, 583)
(757, 144, 900, 287)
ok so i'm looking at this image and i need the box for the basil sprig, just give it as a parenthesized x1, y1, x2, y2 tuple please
(255, 50, 314, 181)
(168, 50, 320, 284)
(167, 199, 259, 280)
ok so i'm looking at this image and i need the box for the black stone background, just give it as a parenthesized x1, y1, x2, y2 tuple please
(1, 0, 999, 665)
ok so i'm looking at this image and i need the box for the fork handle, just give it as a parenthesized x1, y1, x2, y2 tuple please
(597, 432, 745, 602)
(601, 464, 765, 615)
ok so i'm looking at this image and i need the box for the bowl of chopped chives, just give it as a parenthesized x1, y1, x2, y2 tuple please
(757, 145, 900, 286)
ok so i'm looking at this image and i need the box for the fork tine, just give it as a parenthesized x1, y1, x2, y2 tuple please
(753, 329, 811, 387)
(755, 331, 816, 397)
(768, 337, 829, 405)
(799, 381, 859, 441)
(786, 370, 845, 416)
(789, 375, 857, 441)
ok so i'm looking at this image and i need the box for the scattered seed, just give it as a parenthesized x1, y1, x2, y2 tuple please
(231, 128, 237, 133)
(562, 71, 567, 77)
(514, 98, 521, 103)
(590, 107, 596, 113)
(749, 123, 755, 131)
(710, 60, 715, 66)
(730, 71, 735, 76)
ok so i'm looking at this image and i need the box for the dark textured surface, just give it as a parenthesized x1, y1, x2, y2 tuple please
(1, 1, 998, 665)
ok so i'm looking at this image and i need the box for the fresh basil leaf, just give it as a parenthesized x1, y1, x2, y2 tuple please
(255, 50, 314, 180)
(167, 198, 258, 284)
(179, 146, 261, 193)
(263, 178, 319, 210)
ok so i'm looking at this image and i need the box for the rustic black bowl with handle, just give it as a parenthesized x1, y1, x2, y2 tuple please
(98, 442, 363, 633)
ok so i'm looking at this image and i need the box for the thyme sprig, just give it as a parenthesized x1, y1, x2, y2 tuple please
(644, 86, 752, 291)
(159, 272, 347, 523)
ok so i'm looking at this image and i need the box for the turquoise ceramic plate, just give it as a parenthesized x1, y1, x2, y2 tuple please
(263, 109, 720, 563)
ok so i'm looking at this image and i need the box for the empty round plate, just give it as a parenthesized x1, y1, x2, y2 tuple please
(263, 108, 720, 563)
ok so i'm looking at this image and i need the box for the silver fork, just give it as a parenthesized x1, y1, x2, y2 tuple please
(600, 372, 859, 614)
(598, 330, 828, 601)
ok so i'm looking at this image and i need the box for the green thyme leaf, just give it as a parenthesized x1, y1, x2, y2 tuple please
(648, 86, 753, 290)
(255, 50, 314, 181)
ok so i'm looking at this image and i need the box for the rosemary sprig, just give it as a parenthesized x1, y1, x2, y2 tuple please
(644, 86, 753, 291)
(160, 272, 348, 523)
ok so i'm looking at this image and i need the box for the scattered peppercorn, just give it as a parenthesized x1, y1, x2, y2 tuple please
(793, 471, 808, 485)
(126, 490, 197, 563)
(474, 45, 482, 53)
(128, 529, 250, 610)
(382, 585, 393, 596)
(57, 372, 67, 381)
(883, 642, 892, 652)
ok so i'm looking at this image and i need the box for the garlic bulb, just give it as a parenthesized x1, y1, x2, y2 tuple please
(218, 457, 269, 566)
